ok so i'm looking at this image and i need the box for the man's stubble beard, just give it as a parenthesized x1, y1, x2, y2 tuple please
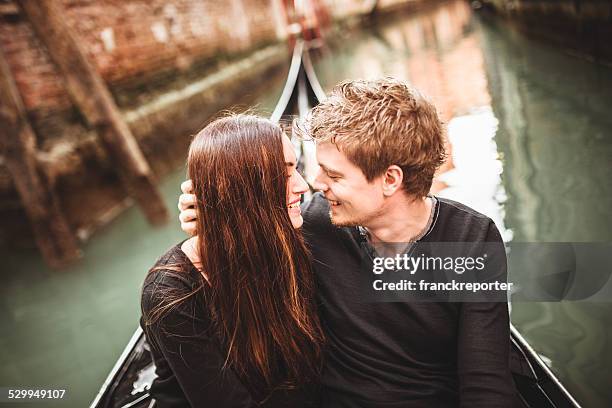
(329, 210, 364, 227)
(328, 208, 381, 228)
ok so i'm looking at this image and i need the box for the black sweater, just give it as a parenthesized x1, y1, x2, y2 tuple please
(140, 246, 317, 408)
(301, 193, 516, 408)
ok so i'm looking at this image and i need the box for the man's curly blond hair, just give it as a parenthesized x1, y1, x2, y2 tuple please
(297, 77, 446, 198)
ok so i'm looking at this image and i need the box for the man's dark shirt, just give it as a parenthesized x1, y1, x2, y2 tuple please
(301, 193, 516, 408)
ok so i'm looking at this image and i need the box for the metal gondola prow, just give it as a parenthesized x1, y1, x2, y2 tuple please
(270, 40, 305, 123)
(270, 39, 326, 123)
(269, 38, 326, 186)
(301, 46, 327, 104)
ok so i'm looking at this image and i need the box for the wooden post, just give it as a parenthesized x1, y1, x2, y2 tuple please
(16, 0, 169, 225)
(0, 48, 81, 268)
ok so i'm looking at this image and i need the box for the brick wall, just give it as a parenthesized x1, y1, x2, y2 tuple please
(0, 0, 285, 116)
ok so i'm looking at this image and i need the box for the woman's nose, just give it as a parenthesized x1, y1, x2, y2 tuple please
(293, 171, 309, 194)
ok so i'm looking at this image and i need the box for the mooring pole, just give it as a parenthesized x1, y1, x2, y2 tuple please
(0, 48, 81, 268)
(16, 0, 169, 225)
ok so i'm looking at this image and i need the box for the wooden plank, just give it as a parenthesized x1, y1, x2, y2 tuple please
(0, 47, 81, 268)
(16, 0, 169, 225)
(0, 4, 19, 16)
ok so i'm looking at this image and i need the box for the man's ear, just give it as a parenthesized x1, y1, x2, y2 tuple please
(382, 165, 403, 196)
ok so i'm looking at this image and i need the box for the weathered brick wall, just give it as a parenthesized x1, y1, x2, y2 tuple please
(0, 3, 70, 113)
(0, 0, 285, 116)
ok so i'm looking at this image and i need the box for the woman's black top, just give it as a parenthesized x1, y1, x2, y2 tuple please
(140, 243, 318, 408)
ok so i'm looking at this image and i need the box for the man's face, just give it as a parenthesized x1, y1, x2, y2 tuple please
(314, 141, 385, 227)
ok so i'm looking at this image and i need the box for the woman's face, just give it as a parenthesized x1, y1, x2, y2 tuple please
(282, 135, 309, 228)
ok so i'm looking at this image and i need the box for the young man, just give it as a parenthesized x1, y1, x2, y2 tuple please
(178, 78, 516, 407)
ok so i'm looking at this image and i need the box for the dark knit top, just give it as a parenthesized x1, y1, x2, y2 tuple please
(301, 193, 516, 408)
(140, 245, 318, 407)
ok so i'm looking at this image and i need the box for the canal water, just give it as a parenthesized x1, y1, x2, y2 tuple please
(1, 0, 611, 406)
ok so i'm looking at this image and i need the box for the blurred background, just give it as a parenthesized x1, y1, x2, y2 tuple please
(1, 0, 611, 406)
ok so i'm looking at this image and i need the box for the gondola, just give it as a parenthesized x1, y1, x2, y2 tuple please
(90, 40, 581, 408)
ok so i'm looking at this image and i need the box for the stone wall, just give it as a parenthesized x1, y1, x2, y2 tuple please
(480, 0, 612, 65)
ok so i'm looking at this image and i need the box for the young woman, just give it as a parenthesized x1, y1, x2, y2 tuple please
(140, 115, 324, 407)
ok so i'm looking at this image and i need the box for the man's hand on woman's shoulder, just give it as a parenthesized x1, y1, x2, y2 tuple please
(178, 179, 197, 236)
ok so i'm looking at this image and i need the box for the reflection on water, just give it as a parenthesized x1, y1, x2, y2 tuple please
(1, 0, 611, 406)
(476, 14, 612, 407)
(0, 173, 189, 406)
(437, 107, 509, 240)
(478, 16, 612, 243)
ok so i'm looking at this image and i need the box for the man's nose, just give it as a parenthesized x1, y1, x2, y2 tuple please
(312, 169, 329, 192)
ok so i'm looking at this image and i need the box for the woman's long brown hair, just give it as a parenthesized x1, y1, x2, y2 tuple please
(182, 115, 323, 396)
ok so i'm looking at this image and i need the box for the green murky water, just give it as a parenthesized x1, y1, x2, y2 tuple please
(1, 0, 611, 406)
